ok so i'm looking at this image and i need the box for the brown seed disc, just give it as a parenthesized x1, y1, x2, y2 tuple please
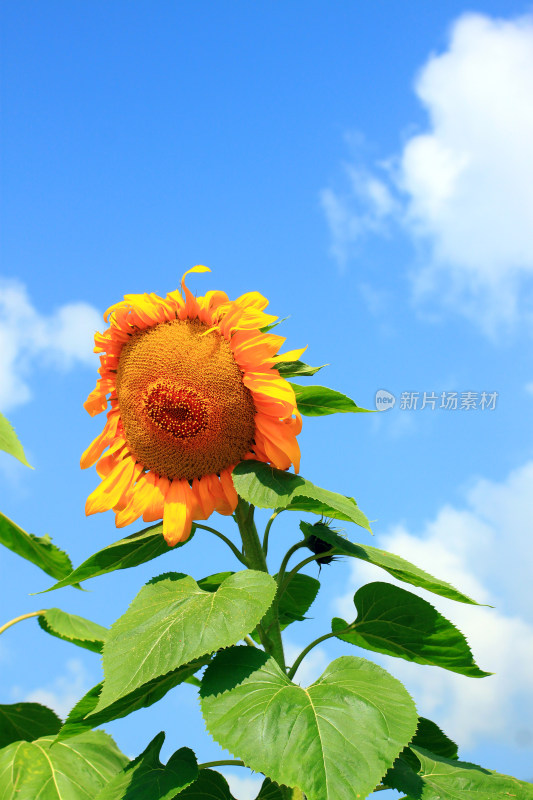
(115, 318, 256, 480)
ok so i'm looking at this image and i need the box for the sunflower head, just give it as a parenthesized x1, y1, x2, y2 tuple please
(81, 267, 304, 546)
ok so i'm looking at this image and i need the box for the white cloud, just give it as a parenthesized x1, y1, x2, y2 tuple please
(0, 279, 101, 412)
(334, 461, 533, 749)
(221, 772, 264, 800)
(322, 13, 533, 332)
(10, 658, 91, 720)
(320, 169, 397, 270)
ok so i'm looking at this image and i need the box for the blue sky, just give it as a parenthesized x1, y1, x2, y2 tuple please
(1, 1, 533, 796)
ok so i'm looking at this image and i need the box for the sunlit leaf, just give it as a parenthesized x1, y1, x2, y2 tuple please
(0, 512, 73, 582)
(0, 412, 32, 467)
(41, 523, 190, 593)
(38, 608, 108, 654)
(333, 582, 490, 676)
(0, 731, 127, 799)
(232, 461, 371, 531)
(390, 746, 533, 799)
(276, 361, 327, 378)
(289, 384, 374, 416)
(0, 703, 61, 748)
(94, 733, 197, 800)
(201, 646, 418, 800)
(299, 522, 478, 605)
(57, 660, 207, 742)
(95, 571, 276, 712)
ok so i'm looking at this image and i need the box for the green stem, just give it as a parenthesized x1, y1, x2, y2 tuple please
(287, 632, 336, 680)
(243, 635, 257, 647)
(278, 550, 336, 602)
(276, 541, 308, 588)
(262, 509, 283, 555)
(195, 523, 248, 566)
(197, 759, 245, 769)
(0, 610, 46, 636)
(287, 621, 355, 681)
(234, 499, 286, 670)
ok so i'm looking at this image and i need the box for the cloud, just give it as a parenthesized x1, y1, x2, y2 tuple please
(221, 772, 264, 800)
(322, 13, 533, 332)
(320, 169, 397, 270)
(0, 279, 101, 412)
(10, 658, 92, 720)
(334, 461, 533, 749)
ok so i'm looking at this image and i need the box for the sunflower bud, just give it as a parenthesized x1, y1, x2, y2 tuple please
(305, 521, 337, 565)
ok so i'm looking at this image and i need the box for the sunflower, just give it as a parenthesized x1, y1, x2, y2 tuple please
(81, 266, 303, 546)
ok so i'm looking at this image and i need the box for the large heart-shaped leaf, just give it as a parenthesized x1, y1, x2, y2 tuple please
(41, 524, 186, 592)
(333, 582, 489, 676)
(95, 570, 276, 712)
(299, 522, 478, 604)
(289, 384, 373, 416)
(0, 731, 127, 799)
(0, 412, 32, 467)
(0, 512, 72, 582)
(38, 608, 108, 653)
(201, 646, 418, 800)
(232, 461, 371, 530)
(0, 703, 61, 748)
(391, 746, 533, 799)
(95, 733, 198, 800)
(57, 659, 206, 742)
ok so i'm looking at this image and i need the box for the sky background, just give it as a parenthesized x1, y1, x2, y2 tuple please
(1, 1, 533, 797)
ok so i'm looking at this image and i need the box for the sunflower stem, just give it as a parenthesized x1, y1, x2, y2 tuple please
(262, 508, 283, 556)
(0, 610, 46, 636)
(194, 523, 249, 567)
(234, 499, 286, 671)
(197, 759, 246, 769)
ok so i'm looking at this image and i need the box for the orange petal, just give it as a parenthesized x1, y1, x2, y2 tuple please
(163, 480, 192, 545)
(85, 456, 136, 516)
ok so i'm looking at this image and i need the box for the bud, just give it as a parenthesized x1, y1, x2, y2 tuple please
(305, 521, 337, 566)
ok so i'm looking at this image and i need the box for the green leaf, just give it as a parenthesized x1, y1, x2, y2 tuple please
(200, 646, 418, 800)
(0, 703, 61, 748)
(299, 522, 479, 605)
(289, 384, 374, 416)
(260, 316, 289, 334)
(411, 717, 459, 761)
(278, 573, 320, 628)
(41, 523, 188, 593)
(0, 512, 73, 582)
(178, 769, 238, 799)
(393, 746, 533, 799)
(250, 573, 320, 644)
(232, 461, 371, 531)
(385, 716, 460, 789)
(256, 778, 285, 799)
(56, 660, 207, 742)
(0, 731, 127, 799)
(0, 412, 32, 467)
(333, 582, 489, 676)
(277, 361, 327, 378)
(38, 608, 108, 654)
(95, 570, 276, 713)
(94, 733, 198, 800)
